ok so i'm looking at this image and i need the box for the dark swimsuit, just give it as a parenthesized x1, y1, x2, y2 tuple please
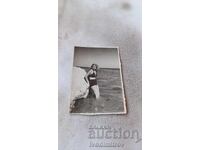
(88, 69, 97, 87)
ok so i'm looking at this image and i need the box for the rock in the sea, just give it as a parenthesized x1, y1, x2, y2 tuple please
(70, 67, 89, 102)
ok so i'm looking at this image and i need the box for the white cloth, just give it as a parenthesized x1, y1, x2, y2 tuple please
(70, 67, 89, 101)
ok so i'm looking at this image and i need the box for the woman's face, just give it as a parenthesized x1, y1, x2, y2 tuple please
(92, 65, 97, 70)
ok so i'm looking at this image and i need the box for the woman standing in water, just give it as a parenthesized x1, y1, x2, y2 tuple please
(84, 64, 100, 99)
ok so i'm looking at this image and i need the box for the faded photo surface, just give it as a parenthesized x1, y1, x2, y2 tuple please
(70, 47, 126, 115)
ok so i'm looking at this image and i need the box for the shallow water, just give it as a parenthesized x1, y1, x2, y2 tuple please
(71, 68, 125, 113)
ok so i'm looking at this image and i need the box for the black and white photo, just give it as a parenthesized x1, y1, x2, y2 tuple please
(69, 46, 127, 115)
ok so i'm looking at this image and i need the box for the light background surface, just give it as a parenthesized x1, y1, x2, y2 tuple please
(1, 0, 200, 150)
(0, 0, 200, 150)
(59, 0, 142, 150)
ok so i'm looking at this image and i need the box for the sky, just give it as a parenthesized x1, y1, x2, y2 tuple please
(73, 47, 120, 68)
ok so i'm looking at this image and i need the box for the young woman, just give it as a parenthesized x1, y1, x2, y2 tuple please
(84, 64, 100, 99)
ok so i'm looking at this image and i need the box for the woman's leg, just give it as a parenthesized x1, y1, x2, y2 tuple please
(83, 89, 89, 99)
(91, 85, 100, 99)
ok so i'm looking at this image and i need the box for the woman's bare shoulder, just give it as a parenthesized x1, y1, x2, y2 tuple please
(87, 69, 93, 74)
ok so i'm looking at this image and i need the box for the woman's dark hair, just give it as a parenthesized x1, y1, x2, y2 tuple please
(90, 64, 99, 70)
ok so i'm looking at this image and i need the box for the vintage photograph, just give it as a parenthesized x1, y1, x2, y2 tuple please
(69, 47, 127, 115)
